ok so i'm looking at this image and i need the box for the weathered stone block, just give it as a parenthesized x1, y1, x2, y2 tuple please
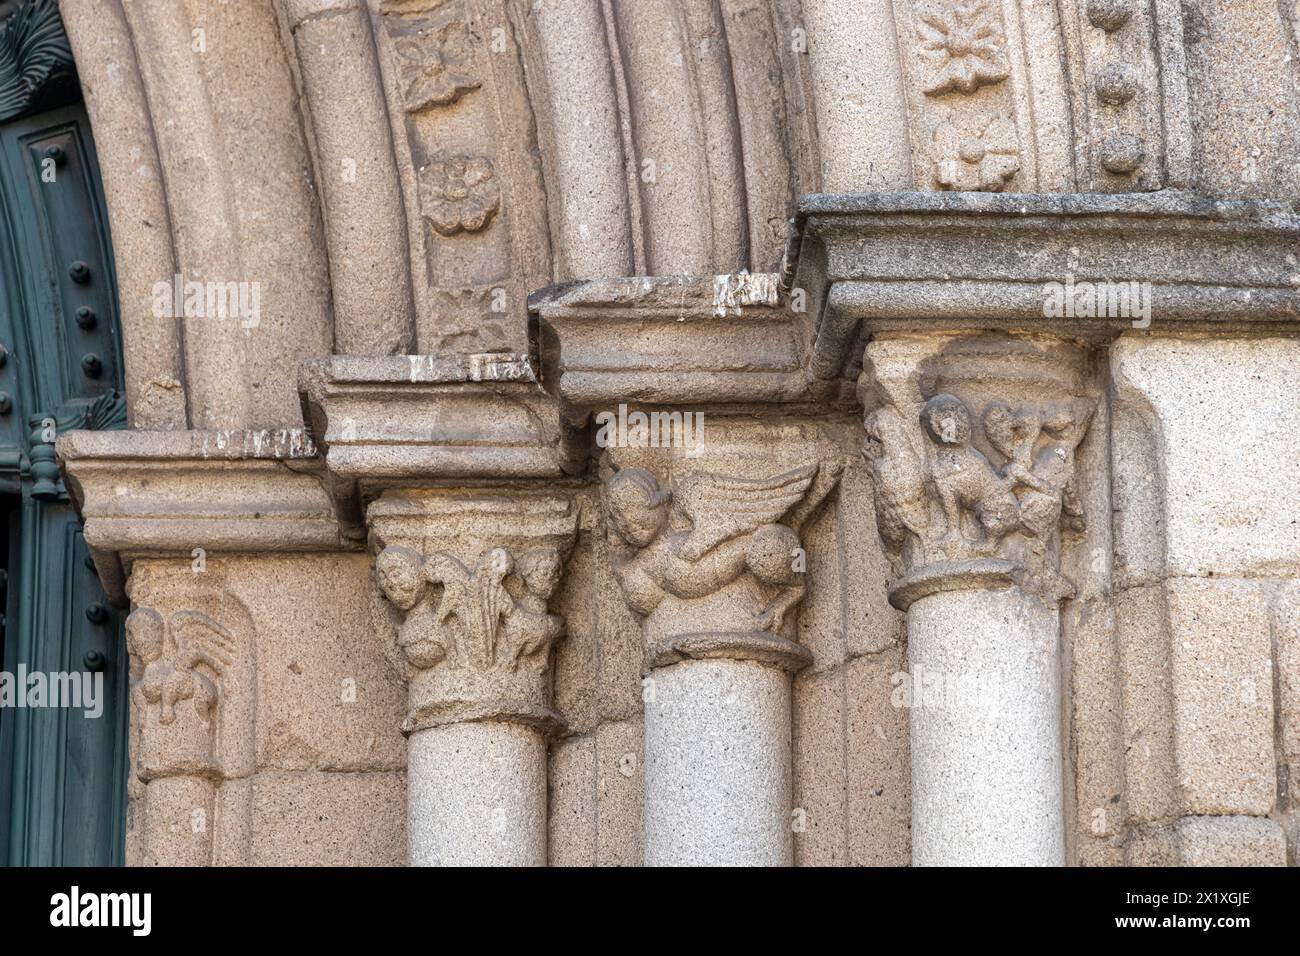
(1167, 578, 1276, 816)
(250, 770, 405, 866)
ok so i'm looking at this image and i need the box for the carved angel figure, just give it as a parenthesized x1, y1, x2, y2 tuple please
(604, 460, 842, 633)
(127, 607, 234, 727)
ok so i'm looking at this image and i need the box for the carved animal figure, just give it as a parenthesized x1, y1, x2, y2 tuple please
(863, 405, 932, 572)
(127, 607, 234, 726)
(921, 393, 1021, 553)
(604, 460, 842, 632)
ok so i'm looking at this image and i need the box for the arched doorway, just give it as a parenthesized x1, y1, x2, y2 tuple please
(0, 0, 127, 865)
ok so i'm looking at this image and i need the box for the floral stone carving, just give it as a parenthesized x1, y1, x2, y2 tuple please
(863, 393, 1095, 607)
(916, 0, 1010, 96)
(418, 155, 500, 236)
(376, 543, 566, 733)
(933, 113, 1020, 191)
(603, 459, 842, 670)
(393, 17, 480, 112)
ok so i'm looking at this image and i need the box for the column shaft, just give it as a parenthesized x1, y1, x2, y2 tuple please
(407, 721, 547, 866)
(141, 776, 216, 867)
(644, 659, 793, 866)
(907, 586, 1064, 866)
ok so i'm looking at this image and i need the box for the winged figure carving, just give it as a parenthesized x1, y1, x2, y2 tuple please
(127, 607, 234, 727)
(604, 458, 842, 633)
(672, 464, 818, 562)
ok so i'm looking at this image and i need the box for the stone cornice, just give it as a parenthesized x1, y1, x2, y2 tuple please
(787, 190, 1300, 379)
(61, 191, 1300, 607)
(298, 353, 575, 484)
(59, 429, 353, 603)
(530, 275, 841, 410)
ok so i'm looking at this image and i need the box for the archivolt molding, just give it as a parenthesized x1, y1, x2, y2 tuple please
(59, 0, 186, 430)
(281, 0, 416, 356)
(50, 0, 1300, 442)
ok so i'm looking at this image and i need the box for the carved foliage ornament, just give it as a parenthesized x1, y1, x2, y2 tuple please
(377, 544, 563, 673)
(932, 112, 1020, 191)
(916, 0, 1010, 96)
(863, 393, 1095, 601)
(376, 543, 566, 731)
(393, 14, 480, 112)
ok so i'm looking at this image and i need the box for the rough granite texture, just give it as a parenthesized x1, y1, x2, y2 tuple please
(48, 0, 1300, 866)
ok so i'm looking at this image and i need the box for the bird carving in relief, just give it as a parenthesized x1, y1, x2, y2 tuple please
(863, 405, 933, 574)
(127, 607, 234, 726)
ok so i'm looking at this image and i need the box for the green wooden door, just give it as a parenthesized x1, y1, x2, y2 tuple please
(0, 0, 128, 866)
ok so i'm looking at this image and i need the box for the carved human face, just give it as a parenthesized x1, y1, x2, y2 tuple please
(922, 394, 972, 446)
(376, 546, 425, 610)
(125, 607, 166, 663)
(520, 548, 562, 598)
(607, 469, 669, 548)
(863, 406, 905, 462)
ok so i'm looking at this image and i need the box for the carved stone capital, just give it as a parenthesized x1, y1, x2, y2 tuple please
(121, 576, 256, 785)
(601, 453, 842, 672)
(126, 607, 228, 781)
(368, 491, 577, 735)
(860, 332, 1097, 609)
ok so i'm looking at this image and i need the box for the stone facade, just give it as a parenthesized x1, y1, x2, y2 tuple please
(50, 0, 1300, 866)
